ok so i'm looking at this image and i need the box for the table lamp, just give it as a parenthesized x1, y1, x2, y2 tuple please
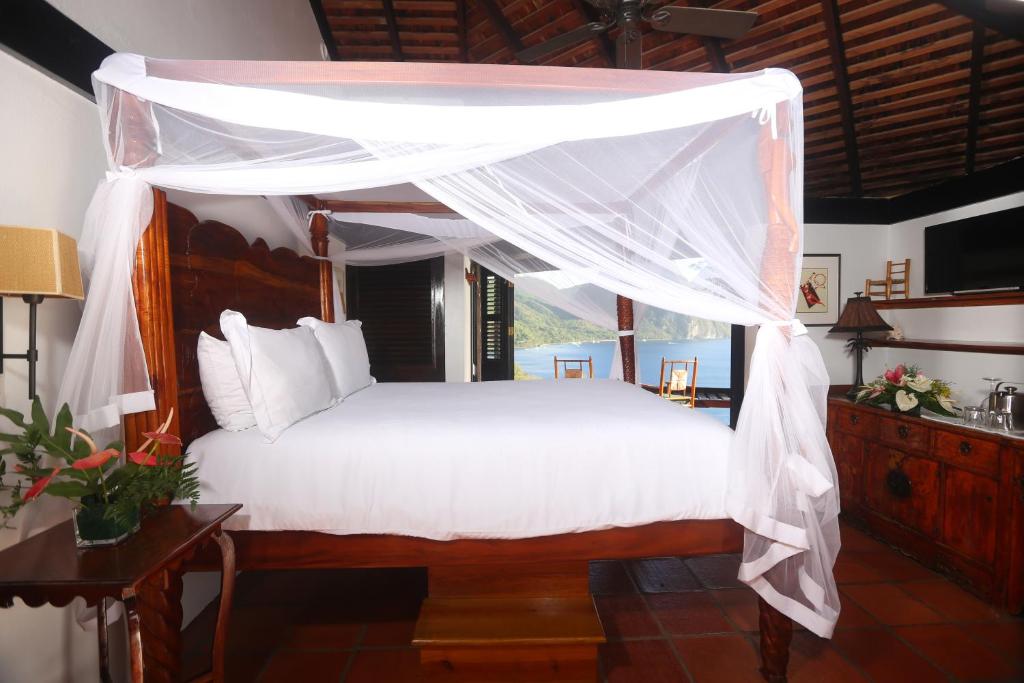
(0, 226, 84, 399)
(829, 291, 892, 400)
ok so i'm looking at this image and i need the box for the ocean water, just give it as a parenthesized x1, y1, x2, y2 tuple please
(515, 338, 732, 426)
(515, 337, 731, 387)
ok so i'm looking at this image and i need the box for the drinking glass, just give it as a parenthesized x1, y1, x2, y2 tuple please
(962, 406, 984, 428)
(990, 411, 1008, 431)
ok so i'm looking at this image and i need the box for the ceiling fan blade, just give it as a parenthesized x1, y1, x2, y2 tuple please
(615, 28, 643, 69)
(649, 7, 758, 40)
(516, 22, 610, 63)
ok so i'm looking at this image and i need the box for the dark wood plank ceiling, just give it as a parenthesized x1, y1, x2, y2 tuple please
(316, 0, 1023, 199)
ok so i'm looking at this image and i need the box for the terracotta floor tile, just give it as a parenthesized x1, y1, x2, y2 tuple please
(841, 584, 945, 626)
(786, 632, 869, 683)
(856, 550, 937, 581)
(838, 524, 892, 553)
(894, 623, 1021, 681)
(363, 618, 417, 647)
(345, 648, 423, 683)
(964, 620, 1024, 666)
(833, 551, 887, 584)
(831, 628, 947, 683)
(646, 591, 734, 635)
(279, 622, 362, 650)
(674, 633, 761, 683)
(590, 560, 637, 595)
(257, 649, 351, 682)
(595, 594, 662, 639)
(628, 557, 702, 593)
(710, 588, 760, 632)
(834, 596, 879, 630)
(898, 579, 1005, 622)
(684, 554, 745, 590)
(600, 639, 688, 683)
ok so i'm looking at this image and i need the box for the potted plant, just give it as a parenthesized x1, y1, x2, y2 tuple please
(1, 399, 199, 547)
(854, 364, 958, 417)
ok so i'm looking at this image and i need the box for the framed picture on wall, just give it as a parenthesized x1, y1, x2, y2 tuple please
(797, 254, 841, 327)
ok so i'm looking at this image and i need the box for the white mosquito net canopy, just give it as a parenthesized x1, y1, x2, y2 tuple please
(63, 53, 840, 636)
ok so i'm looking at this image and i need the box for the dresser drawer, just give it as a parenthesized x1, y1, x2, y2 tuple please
(831, 404, 878, 439)
(863, 444, 941, 538)
(878, 416, 930, 453)
(934, 431, 1000, 478)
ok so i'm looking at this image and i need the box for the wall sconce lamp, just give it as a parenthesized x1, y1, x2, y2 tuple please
(829, 291, 892, 400)
(0, 226, 84, 400)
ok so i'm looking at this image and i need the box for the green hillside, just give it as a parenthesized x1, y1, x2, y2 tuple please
(514, 292, 729, 348)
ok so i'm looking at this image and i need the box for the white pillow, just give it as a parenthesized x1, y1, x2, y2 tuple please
(297, 317, 374, 399)
(220, 310, 336, 442)
(196, 332, 256, 431)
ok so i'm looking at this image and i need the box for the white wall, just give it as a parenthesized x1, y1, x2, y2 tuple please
(802, 222, 890, 386)
(443, 253, 473, 382)
(48, 0, 323, 61)
(884, 193, 1024, 407)
(0, 50, 116, 683)
(1, 4, 325, 681)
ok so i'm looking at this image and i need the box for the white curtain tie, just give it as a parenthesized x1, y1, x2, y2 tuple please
(617, 330, 634, 337)
(105, 169, 138, 181)
(763, 319, 807, 336)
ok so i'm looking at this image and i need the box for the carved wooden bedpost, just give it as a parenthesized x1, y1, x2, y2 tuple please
(616, 295, 636, 384)
(310, 207, 335, 323)
(753, 101, 800, 682)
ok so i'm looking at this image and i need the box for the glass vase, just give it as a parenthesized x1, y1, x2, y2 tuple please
(72, 504, 140, 548)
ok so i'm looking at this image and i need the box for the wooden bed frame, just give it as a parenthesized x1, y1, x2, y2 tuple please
(126, 189, 794, 682)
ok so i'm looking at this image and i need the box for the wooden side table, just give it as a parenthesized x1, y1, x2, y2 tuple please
(0, 504, 241, 683)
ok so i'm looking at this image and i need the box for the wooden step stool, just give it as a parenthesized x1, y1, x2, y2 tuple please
(413, 563, 605, 681)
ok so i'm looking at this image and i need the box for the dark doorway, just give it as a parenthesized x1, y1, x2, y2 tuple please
(346, 257, 445, 382)
(476, 266, 514, 381)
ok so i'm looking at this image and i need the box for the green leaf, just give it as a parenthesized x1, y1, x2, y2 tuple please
(0, 407, 26, 429)
(72, 437, 91, 459)
(53, 404, 73, 451)
(30, 397, 49, 436)
(103, 440, 124, 453)
(43, 480, 96, 498)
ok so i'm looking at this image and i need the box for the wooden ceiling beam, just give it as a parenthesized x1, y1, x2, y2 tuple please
(478, 0, 525, 58)
(381, 0, 405, 61)
(820, 0, 861, 195)
(935, 0, 1024, 42)
(965, 23, 986, 174)
(457, 0, 468, 62)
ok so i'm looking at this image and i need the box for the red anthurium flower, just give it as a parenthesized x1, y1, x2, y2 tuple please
(141, 431, 182, 446)
(24, 468, 61, 501)
(71, 448, 119, 470)
(128, 451, 158, 466)
(883, 364, 906, 385)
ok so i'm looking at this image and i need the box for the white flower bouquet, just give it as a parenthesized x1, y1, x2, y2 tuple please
(855, 364, 957, 417)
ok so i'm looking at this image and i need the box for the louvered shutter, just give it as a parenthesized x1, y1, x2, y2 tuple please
(346, 257, 445, 382)
(479, 266, 514, 381)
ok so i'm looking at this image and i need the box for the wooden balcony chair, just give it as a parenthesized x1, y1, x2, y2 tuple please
(659, 357, 698, 408)
(865, 258, 910, 300)
(554, 356, 594, 379)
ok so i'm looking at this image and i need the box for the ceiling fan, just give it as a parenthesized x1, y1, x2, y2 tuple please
(516, 1, 758, 69)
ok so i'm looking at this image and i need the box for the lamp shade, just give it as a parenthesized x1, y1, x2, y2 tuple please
(0, 226, 83, 299)
(829, 293, 892, 333)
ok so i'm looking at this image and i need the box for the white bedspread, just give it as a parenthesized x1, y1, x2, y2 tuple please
(186, 380, 732, 539)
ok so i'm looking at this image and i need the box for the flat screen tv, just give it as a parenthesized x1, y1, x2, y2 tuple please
(924, 206, 1024, 294)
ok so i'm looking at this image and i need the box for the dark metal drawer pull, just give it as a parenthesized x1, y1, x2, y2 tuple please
(850, 414, 859, 425)
(959, 441, 972, 455)
(897, 425, 910, 439)
(886, 469, 912, 499)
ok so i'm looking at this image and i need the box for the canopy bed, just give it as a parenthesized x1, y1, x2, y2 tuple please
(54, 54, 840, 681)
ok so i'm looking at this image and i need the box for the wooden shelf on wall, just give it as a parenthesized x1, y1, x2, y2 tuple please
(873, 291, 1024, 309)
(868, 337, 1024, 356)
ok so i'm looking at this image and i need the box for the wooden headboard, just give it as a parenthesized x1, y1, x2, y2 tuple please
(126, 190, 334, 450)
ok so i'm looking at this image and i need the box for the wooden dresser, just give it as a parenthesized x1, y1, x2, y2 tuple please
(827, 397, 1024, 612)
